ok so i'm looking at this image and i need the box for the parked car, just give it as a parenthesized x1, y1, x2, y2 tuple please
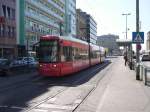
(10, 57, 38, 67)
(140, 54, 150, 67)
(0, 58, 11, 76)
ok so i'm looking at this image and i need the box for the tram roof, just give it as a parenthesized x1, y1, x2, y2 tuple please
(42, 35, 89, 45)
(60, 36, 89, 45)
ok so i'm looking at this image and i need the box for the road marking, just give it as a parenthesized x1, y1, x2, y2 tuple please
(0, 105, 24, 109)
(38, 104, 73, 110)
(32, 109, 48, 112)
(0, 105, 8, 108)
(47, 98, 56, 102)
(96, 85, 110, 112)
(74, 99, 82, 104)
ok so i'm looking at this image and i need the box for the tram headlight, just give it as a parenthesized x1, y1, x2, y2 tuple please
(40, 64, 42, 67)
(53, 64, 57, 68)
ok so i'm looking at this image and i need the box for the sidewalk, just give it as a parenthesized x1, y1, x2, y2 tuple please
(96, 57, 150, 112)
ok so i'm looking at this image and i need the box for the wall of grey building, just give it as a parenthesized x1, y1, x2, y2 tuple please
(0, 0, 17, 59)
(97, 34, 120, 55)
(147, 31, 150, 50)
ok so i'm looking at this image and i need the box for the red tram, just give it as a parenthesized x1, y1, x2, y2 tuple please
(39, 35, 105, 77)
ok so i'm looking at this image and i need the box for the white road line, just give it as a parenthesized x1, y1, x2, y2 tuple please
(74, 99, 82, 104)
(47, 98, 56, 102)
(96, 85, 110, 112)
(38, 104, 73, 110)
(32, 109, 48, 112)
(0, 105, 8, 108)
(0, 105, 24, 109)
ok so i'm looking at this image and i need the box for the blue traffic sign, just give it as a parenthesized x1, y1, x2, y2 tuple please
(132, 32, 144, 44)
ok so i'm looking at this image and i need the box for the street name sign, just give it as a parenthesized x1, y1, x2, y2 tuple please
(132, 32, 144, 44)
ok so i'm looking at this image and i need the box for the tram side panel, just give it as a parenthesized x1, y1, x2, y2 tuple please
(90, 44, 101, 65)
(60, 40, 73, 76)
(72, 42, 90, 73)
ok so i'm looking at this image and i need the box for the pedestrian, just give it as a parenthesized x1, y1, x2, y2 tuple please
(124, 55, 127, 66)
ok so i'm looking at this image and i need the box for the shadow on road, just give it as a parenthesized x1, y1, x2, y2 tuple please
(0, 60, 111, 112)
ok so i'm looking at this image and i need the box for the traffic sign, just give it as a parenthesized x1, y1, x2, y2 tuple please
(137, 44, 141, 50)
(132, 32, 144, 44)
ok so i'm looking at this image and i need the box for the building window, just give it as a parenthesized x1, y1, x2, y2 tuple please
(8, 26, 11, 37)
(7, 7, 11, 19)
(2, 25, 5, 37)
(0, 24, 2, 37)
(2, 5, 6, 17)
(12, 27, 15, 37)
(12, 9, 15, 20)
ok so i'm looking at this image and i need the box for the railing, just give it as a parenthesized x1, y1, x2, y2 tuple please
(140, 64, 150, 85)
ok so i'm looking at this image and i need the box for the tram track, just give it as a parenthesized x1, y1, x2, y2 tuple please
(25, 61, 110, 112)
(72, 60, 112, 112)
(0, 61, 110, 112)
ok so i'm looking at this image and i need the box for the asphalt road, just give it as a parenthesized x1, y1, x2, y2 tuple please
(0, 59, 112, 112)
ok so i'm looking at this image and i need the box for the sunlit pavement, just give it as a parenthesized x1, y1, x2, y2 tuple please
(75, 56, 150, 112)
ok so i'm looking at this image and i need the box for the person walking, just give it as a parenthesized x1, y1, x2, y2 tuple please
(124, 55, 127, 66)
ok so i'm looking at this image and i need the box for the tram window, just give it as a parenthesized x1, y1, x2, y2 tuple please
(63, 46, 72, 61)
(81, 49, 88, 60)
(74, 48, 80, 60)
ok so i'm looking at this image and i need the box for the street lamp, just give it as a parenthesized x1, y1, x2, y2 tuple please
(122, 13, 131, 39)
(122, 13, 131, 66)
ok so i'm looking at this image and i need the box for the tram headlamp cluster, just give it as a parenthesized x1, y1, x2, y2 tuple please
(53, 64, 57, 68)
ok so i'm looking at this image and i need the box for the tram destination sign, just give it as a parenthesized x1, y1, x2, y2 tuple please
(40, 41, 57, 46)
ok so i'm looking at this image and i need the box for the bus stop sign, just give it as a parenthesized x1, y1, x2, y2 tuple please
(132, 32, 144, 44)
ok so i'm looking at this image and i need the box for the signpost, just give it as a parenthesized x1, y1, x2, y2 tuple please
(132, 31, 144, 80)
(132, 32, 144, 44)
(136, 0, 140, 80)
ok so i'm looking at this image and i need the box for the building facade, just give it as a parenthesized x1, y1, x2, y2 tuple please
(65, 0, 76, 37)
(97, 34, 120, 55)
(146, 31, 150, 50)
(87, 15, 97, 44)
(17, 0, 66, 56)
(76, 9, 87, 41)
(0, 0, 16, 59)
(76, 9, 97, 44)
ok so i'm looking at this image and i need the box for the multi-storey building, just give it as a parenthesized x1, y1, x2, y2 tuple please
(146, 31, 150, 50)
(17, 0, 65, 56)
(76, 9, 87, 41)
(76, 9, 97, 44)
(0, 0, 16, 59)
(97, 34, 120, 55)
(65, 0, 76, 37)
(87, 15, 97, 44)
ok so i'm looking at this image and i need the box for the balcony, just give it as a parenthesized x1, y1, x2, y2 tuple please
(47, 0, 65, 13)
(25, 11, 59, 28)
(26, 0, 64, 21)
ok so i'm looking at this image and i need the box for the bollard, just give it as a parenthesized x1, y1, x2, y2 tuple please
(144, 68, 147, 85)
(140, 65, 143, 81)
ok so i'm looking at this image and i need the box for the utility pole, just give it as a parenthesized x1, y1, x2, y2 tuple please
(136, 0, 140, 80)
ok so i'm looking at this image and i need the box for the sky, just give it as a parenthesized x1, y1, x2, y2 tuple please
(76, 0, 150, 50)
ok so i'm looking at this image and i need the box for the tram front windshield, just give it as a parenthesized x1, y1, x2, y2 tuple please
(39, 40, 58, 63)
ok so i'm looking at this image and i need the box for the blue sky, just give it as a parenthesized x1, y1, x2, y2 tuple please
(76, 0, 150, 50)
